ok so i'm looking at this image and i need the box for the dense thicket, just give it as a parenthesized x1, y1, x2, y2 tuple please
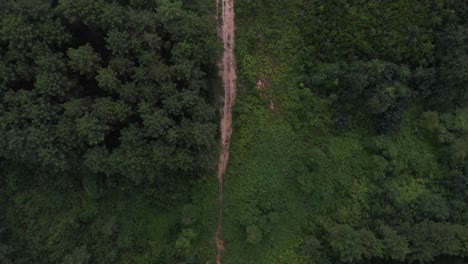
(225, 0, 468, 263)
(0, 0, 219, 262)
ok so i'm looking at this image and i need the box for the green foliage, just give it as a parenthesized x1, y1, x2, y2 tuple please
(300, 0, 440, 65)
(175, 228, 197, 249)
(0, 222, 14, 264)
(415, 194, 450, 221)
(435, 25, 468, 103)
(406, 222, 468, 262)
(359, 228, 383, 258)
(63, 246, 91, 264)
(181, 204, 199, 226)
(0, 0, 218, 262)
(327, 225, 389, 262)
(0, 0, 218, 181)
(328, 224, 365, 262)
(67, 44, 101, 76)
(227, 0, 468, 263)
(95, 67, 120, 92)
(3, 0, 468, 263)
(82, 173, 104, 199)
(379, 224, 410, 261)
(246, 225, 263, 245)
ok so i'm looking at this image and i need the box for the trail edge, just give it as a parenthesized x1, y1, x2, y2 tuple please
(215, 0, 237, 263)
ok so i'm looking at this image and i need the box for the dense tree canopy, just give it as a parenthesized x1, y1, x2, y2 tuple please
(0, 0, 219, 262)
(0, 0, 218, 183)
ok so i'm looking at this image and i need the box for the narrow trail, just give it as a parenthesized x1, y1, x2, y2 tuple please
(215, 0, 236, 263)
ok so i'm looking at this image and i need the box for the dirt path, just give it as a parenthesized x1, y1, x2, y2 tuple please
(215, 0, 236, 263)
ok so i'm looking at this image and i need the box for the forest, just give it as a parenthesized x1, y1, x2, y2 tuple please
(2, 0, 468, 263)
(0, 0, 220, 262)
(225, 0, 468, 263)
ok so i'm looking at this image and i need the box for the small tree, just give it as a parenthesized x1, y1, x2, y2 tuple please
(379, 224, 409, 261)
(67, 44, 101, 76)
(328, 224, 364, 262)
(63, 246, 91, 264)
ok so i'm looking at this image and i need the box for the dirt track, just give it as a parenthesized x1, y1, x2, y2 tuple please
(215, 0, 237, 263)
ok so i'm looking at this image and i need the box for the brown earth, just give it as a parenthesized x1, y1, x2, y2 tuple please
(215, 0, 237, 263)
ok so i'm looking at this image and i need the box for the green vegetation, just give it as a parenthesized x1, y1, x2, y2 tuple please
(2, 0, 468, 263)
(224, 0, 468, 263)
(0, 0, 219, 262)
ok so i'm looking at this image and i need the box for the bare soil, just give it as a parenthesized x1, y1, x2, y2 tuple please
(215, 0, 237, 263)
